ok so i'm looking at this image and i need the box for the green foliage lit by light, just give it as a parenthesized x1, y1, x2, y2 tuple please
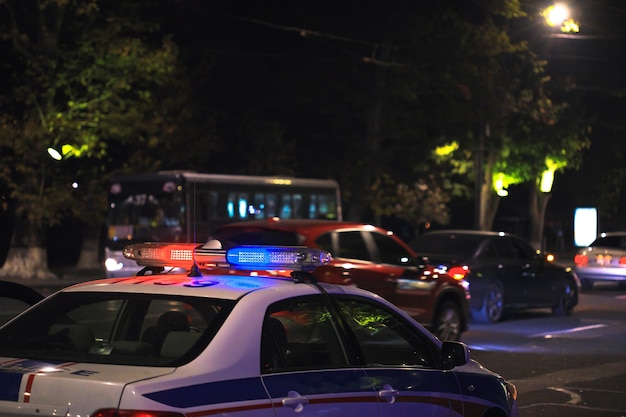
(434, 141, 459, 157)
(492, 172, 522, 197)
(540, 157, 568, 192)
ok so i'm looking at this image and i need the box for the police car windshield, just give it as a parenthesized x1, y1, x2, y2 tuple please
(0, 292, 233, 367)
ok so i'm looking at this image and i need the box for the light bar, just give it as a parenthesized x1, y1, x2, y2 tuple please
(226, 246, 332, 271)
(123, 242, 332, 272)
(123, 243, 225, 267)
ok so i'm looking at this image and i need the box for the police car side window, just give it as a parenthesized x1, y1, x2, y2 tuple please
(336, 298, 435, 368)
(261, 297, 347, 373)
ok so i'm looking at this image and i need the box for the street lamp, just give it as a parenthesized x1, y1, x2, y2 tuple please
(47, 147, 64, 160)
(541, 3, 580, 33)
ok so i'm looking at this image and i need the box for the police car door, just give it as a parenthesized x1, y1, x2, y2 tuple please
(260, 296, 380, 417)
(334, 296, 464, 417)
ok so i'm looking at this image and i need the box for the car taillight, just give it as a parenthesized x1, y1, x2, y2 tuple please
(92, 410, 185, 417)
(448, 265, 469, 280)
(574, 254, 588, 265)
(620, 257, 626, 265)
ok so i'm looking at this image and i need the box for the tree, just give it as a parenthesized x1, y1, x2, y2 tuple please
(370, 174, 451, 235)
(0, 0, 184, 279)
(504, 70, 591, 247)
(419, 3, 590, 239)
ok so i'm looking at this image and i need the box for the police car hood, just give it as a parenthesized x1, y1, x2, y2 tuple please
(0, 357, 173, 416)
(459, 358, 505, 378)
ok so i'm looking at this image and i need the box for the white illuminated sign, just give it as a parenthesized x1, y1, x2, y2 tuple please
(573, 207, 597, 247)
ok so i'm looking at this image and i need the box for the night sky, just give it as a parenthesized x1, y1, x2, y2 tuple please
(164, 1, 626, 233)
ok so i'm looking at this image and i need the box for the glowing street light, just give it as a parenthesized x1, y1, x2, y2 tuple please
(543, 3, 569, 27)
(542, 3, 580, 33)
(47, 147, 63, 160)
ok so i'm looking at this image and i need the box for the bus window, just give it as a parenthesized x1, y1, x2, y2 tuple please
(237, 193, 249, 219)
(280, 194, 292, 219)
(196, 192, 211, 223)
(318, 194, 336, 219)
(266, 194, 277, 218)
(309, 195, 317, 219)
(227, 192, 236, 219)
(293, 194, 303, 219)
(253, 193, 265, 219)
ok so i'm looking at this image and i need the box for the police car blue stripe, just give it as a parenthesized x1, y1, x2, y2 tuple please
(145, 369, 375, 409)
(0, 359, 68, 402)
(144, 377, 267, 407)
(0, 372, 21, 401)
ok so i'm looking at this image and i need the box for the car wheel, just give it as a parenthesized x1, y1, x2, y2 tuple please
(552, 280, 577, 317)
(473, 282, 504, 324)
(432, 300, 462, 341)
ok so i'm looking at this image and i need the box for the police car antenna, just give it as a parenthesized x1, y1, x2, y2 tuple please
(188, 182, 202, 277)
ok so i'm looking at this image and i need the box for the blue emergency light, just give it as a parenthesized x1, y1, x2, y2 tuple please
(226, 246, 332, 271)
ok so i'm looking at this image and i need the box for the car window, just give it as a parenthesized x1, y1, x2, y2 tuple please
(336, 297, 436, 368)
(476, 239, 499, 259)
(509, 237, 537, 260)
(261, 297, 347, 373)
(336, 230, 371, 260)
(0, 297, 32, 326)
(411, 233, 482, 258)
(212, 228, 301, 246)
(0, 292, 233, 367)
(315, 231, 333, 253)
(370, 231, 413, 265)
(494, 237, 517, 258)
(0, 281, 44, 325)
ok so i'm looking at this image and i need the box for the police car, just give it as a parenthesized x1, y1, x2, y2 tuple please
(0, 242, 519, 417)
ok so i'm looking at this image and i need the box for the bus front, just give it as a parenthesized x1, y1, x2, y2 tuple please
(105, 174, 186, 277)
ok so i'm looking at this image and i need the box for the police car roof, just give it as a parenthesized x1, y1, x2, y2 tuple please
(62, 271, 306, 300)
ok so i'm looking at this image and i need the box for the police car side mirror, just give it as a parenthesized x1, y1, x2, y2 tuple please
(441, 341, 470, 370)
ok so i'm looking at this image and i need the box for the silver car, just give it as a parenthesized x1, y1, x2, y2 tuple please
(574, 231, 626, 290)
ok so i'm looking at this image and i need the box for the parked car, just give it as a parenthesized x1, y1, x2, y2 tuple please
(410, 229, 580, 323)
(0, 242, 519, 417)
(211, 219, 470, 341)
(574, 231, 626, 290)
(0, 280, 44, 325)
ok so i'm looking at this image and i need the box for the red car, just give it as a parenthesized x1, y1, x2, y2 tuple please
(211, 219, 470, 341)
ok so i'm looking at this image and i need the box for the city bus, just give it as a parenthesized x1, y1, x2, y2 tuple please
(104, 171, 342, 276)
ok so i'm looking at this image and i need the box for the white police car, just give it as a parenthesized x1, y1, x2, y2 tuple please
(0, 242, 518, 417)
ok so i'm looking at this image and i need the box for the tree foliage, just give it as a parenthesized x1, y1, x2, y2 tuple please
(0, 0, 185, 277)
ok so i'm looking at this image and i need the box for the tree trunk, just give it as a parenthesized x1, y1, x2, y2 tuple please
(0, 247, 57, 280)
(76, 222, 102, 268)
(477, 148, 501, 231)
(528, 182, 551, 250)
(2, 201, 57, 280)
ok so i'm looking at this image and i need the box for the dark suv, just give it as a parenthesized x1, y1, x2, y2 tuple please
(211, 219, 470, 341)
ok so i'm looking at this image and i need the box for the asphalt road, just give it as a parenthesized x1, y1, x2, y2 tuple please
(461, 282, 626, 417)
